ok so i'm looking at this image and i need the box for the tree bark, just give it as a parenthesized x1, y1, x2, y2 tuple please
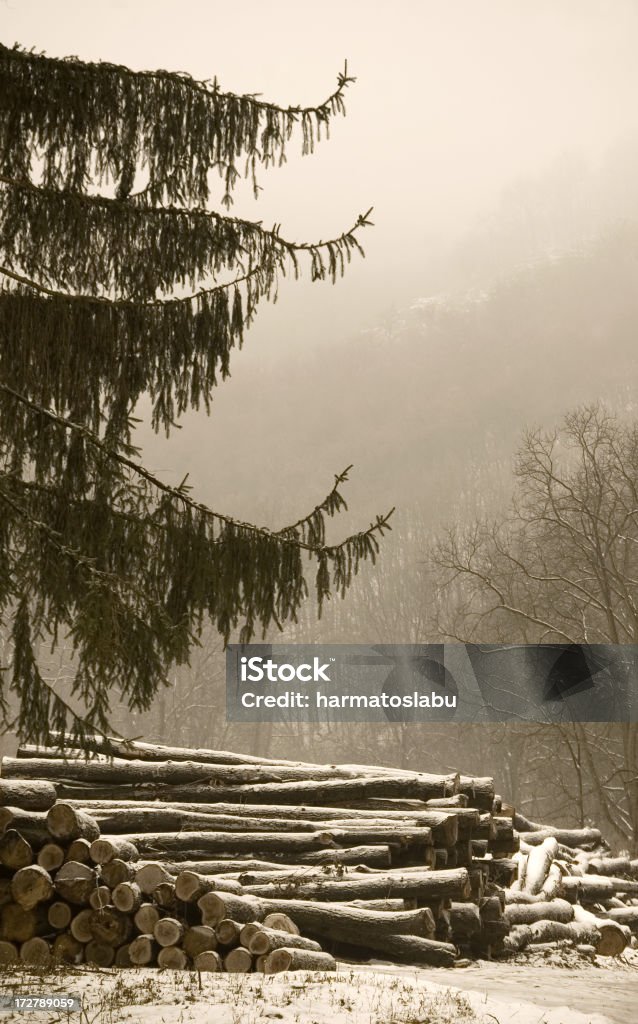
(46, 804, 99, 842)
(11, 865, 53, 910)
(85, 940, 115, 967)
(157, 945, 188, 969)
(263, 947, 336, 973)
(247, 927, 322, 956)
(112, 882, 142, 914)
(89, 907, 133, 947)
(193, 949, 222, 971)
(133, 903, 160, 935)
(0, 780, 56, 810)
(48, 901, 72, 930)
(90, 838, 138, 865)
(182, 925, 217, 958)
(129, 934, 157, 966)
(37, 843, 65, 872)
(52, 933, 83, 963)
(241, 868, 470, 903)
(54, 862, 96, 905)
(154, 917, 184, 947)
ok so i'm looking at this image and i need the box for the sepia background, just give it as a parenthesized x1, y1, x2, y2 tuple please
(3, 1, 638, 850)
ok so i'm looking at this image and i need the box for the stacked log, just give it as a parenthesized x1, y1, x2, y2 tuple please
(0, 741, 520, 962)
(2, 740, 634, 968)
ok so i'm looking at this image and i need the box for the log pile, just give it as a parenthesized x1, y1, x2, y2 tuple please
(0, 740, 634, 971)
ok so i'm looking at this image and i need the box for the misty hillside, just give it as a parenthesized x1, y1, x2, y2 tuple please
(139, 221, 638, 530)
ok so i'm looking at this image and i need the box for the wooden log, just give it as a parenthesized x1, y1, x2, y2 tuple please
(11, 865, 53, 910)
(241, 868, 470, 903)
(90, 838, 138, 865)
(129, 934, 157, 966)
(523, 838, 558, 895)
(342, 932, 457, 966)
(0, 829, 33, 869)
(112, 881, 142, 914)
(114, 832, 335, 857)
(46, 804, 99, 842)
(135, 862, 173, 894)
(562, 875, 638, 899)
(54, 862, 96, 905)
(174, 870, 241, 903)
(427, 795, 469, 808)
(102, 859, 135, 888)
(92, 808, 324, 835)
(449, 902, 482, 939)
(572, 904, 628, 956)
(85, 940, 115, 967)
(350, 899, 422, 915)
(182, 925, 218, 959)
(473, 858, 517, 888)
(89, 907, 133, 947)
(52, 933, 84, 964)
(154, 917, 184, 948)
(20, 936, 51, 965)
(37, 843, 65, 872)
(65, 838, 92, 864)
(518, 827, 601, 849)
(193, 949, 222, 972)
(89, 886, 112, 911)
(158, 945, 188, 969)
(70, 797, 458, 831)
(262, 913, 299, 935)
(115, 943, 132, 967)
(70, 909, 95, 943)
(248, 927, 322, 956)
(224, 947, 253, 972)
(48, 901, 73, 930)
(134, 903, 160, 934)
(239, 923, 262, 948)
(0, 809, 50, 847)
(602, 907, 638, 932)
(144, 848, 392, 873)
(540, 863, 563, 901)
(28, 738, 463, 790)
(152, 882, 177, 910)
(215, 919, 242, 946)
(458, 776, 495, 812)
(531, 920, 601, 947)
(0, 940, 18, 963)
(0, 903, 45, 942)
(504, 899, 573, 926)
(587, 857, 632, 876)
(88, 806, 457, 846)
(263, 946, 336, 973)
(198, 891, 440, 945)
(3, 754, 458, 792)
(0, 779, 56, 811)
(0, 879, 12, 908)
(52, 772, 459, 805)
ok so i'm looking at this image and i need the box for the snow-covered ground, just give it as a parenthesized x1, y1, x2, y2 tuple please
(1, 953, 636, 1024)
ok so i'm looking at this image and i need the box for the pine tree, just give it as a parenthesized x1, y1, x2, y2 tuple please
(0, 42, 392, 747)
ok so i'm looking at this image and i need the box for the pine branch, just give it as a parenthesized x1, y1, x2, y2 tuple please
(0, 175, 371, 298)
(0, 383, 394, 556)
(1, 44, 355, 205)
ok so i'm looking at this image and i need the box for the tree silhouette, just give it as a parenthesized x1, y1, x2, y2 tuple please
(0, 43, 392, 746)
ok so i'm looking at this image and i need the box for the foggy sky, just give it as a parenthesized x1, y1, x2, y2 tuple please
(4, 0, 638, 340)
(4, 1, 638, 525)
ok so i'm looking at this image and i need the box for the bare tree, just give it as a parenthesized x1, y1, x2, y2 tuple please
(433, 405, 638, 851)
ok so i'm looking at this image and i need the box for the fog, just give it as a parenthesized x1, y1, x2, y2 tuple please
(4, 0, 638, 538)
